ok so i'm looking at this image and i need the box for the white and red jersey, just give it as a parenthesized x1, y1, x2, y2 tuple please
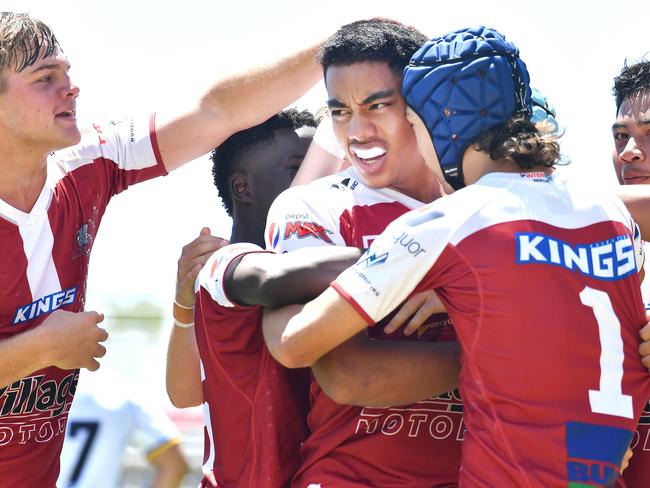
(194, 243, 310, 488)
(621, 243, 650, 488)
(0, 116, 166, 487)
(334, 171, 650, 488)
(57, 368, 181, 488)
(265, 167, 463, 487)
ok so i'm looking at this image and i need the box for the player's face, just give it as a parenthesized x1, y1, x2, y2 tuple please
(325, 61, 435, 201)
(0, 50, 80, 156)
(405, 107, 455, 194)
(249, 126, 314, 217)
(612, 92, 650, 185)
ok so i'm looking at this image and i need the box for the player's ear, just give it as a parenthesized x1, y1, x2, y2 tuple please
(230, 172, 253, 204)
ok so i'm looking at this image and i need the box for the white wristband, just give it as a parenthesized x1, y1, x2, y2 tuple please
(174, 300, 194, 310)
(173, 319, 194, 329)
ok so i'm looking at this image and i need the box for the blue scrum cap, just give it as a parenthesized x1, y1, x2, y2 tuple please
(402, 26, 532, 190)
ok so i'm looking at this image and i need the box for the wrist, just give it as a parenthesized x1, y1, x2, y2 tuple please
(25, 325, 55, 370)
(173, 300, 194, 326)
(173, 319, 194, 329)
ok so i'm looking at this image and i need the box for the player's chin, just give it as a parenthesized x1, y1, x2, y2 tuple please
(54, 129, 82, 151)
(358, 171, 394, 190)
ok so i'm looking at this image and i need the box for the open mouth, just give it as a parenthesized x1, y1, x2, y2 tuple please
(56, 109, 76, 119)
(350, 146, 387, 164)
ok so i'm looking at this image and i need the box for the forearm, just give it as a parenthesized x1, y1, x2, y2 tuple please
(0, 328, 52, 388)
(617, 184, 650, 240)
(313, 334, 460, 407)
(157, 42, 323, 171)
(165, 327, 202, 408)
(263, 287, 369, 368)
(166, 304, 202, 408)
(149, 444, 189, 488)
(204, 42, 322, 136)
(227, 246, 362, 307)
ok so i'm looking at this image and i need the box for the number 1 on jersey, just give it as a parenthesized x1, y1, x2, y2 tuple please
(580, 286, 633, 419)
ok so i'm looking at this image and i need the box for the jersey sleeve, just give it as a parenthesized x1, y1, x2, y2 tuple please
(332, 204, 453, 324)
(631, 221, 645, 273)
(52, 115, 167, 199)
(313, 115, 345, 159)
(196, 243, 271, 308)
(264, 185, 347, 252)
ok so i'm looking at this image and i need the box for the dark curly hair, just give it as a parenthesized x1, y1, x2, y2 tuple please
(211, 109, 316, 216)
(473, 117, 562, 170)
(613, 58, 650, 113)
(317, 19, 428, 80)
(0, 12, 60, 92)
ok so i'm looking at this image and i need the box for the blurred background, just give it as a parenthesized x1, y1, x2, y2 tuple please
(6, 0, 650, 484)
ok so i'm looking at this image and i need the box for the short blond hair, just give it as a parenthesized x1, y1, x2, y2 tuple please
(0, 12, 60, 92)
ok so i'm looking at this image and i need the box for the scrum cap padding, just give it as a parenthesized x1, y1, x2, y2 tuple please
(402, 26, 532, 190)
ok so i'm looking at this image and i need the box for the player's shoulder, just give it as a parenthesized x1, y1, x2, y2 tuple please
(197, 243, 267, 308)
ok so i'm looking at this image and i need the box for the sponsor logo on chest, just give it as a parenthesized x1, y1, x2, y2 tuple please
(12, 287, 77, 325)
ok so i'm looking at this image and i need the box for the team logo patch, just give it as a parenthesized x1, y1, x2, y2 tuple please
(73, 221, 94, 259)
(516, 232, 636, 281)
(565, 421, 631, 487)
(284, 221, 333, 244)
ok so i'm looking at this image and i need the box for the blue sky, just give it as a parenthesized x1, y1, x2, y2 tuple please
(9, 0, 650, 311)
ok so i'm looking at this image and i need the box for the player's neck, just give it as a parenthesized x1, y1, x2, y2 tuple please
(462, 149, 553, 185)
(230, 212, 265, 247)
(0, 143, 48, 213)
(393, 167, 444, 203)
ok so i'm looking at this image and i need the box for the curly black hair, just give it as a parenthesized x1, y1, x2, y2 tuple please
(317, 19, 428, 80)
(613, 58, 650, 113)
(211, 109, 316, 216)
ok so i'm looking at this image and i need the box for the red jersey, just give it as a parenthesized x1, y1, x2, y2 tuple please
(194, 243, 310, 487)
(0, 116, 166, 487)
(334, 172, 650, 487)
(265, 167, 462, 487)
(621, 252, 650, 488)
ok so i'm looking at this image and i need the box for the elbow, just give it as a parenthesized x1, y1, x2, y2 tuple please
(313, 354, 370, 406)
(166, 388, 202, 409)
(319, 378, 360, 406)
(268, 336, 316, 369)
(271, 349, 314, 370)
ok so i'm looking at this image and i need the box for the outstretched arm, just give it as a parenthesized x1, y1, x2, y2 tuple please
(262, 291, 460, 405)
(156, 42, 323, 171)
(224, 246, 363, 308)
(312, 333, 460, 407)
(263, 286, 368, 368)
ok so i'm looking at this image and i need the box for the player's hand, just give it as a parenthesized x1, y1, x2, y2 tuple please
(384, 290, 447, 336)
(639, 311, 650, 372)
(176, 228, 229, 307)
(41, 310, 108, 371)
(621, 445, 633, 473)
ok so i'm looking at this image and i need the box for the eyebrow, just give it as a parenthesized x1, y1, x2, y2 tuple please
(29, 62, 71, 73)
(327, 89, 397, 109)
(612, 119, 650, 131)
